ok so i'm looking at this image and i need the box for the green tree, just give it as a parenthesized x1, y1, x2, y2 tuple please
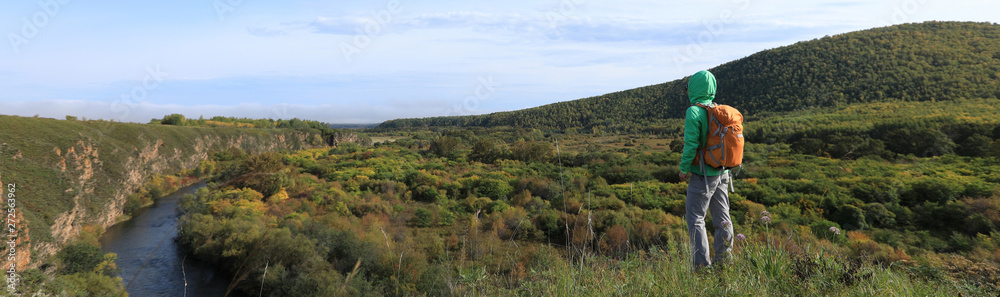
(61, 273, 128, 296)
(510, 140, 553, 162)
(957, 134, 992, 157)
(904, 177, 964, 205)
(438, 207, 456, 226)
(669, 139, 685, 153)
(884, 128, 955, 157)
(414, 208, 433, 227)
(469, 138, 507, 164)
(161, 113, 187, 126)
(475, 178, 513, 200)
(57, 242, 106, 275)
(415, 185, 444, 203)
(429, 136, 461, 158)
(862, 203, 896, 228)
(835, 204, 868, 230)
(792, 138, 826, 156)
(233, 152, 290, 196)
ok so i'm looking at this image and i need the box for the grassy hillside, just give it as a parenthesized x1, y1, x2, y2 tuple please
(378, 21, 1000, 131)
(0, 115, 335, 265)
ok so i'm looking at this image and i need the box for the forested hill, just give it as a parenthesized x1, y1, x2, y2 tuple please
(377, 21, 1000, 131)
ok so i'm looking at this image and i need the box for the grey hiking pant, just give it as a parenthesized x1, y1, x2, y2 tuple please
(686, 172, 733, 269)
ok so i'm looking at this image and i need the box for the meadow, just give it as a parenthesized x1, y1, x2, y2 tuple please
(169, 117, 999, 296)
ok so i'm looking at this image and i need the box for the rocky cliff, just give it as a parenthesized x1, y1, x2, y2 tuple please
(0, 116, 363, 267)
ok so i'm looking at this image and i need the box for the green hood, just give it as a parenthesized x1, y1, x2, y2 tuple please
(687, 70, 716, 105)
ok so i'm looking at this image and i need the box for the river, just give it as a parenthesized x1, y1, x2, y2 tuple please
(100, 182, 248, 297)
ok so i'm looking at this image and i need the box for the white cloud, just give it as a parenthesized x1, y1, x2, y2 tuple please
(246, 26, 291, 37)
(0, 99, 474, 124)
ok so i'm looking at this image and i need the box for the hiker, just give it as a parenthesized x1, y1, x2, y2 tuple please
(678, 70, 735, 271)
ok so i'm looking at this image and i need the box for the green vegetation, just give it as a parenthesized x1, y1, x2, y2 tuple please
(378, 21, 1000, 132)
(151, 114, 330, 130)
(8, 228, 127, 296)
(751, 98, 1000, 159)
(150, 114, 367, 147)
(177, 129, 999, 295)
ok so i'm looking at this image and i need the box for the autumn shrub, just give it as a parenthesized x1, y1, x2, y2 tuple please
(461, 196, 493, 213)
(598, 225, 631, 259)
(345, 192, 387, 216)
(516, 177, 558, 200)
(511, 189, 532, 207)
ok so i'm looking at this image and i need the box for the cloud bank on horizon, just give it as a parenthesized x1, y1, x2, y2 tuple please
(1, 0, 997, 124)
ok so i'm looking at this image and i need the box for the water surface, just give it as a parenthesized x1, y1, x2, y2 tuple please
(100, 182, 248, 297)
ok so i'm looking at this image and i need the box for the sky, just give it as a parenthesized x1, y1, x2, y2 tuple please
(1, 0, 998, 124)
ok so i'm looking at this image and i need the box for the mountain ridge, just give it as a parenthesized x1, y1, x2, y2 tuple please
(377, 21, 1000, 131)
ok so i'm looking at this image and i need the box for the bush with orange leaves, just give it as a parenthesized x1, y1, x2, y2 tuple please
(847, 230, 911, 264)
(599, 225, 631, 259)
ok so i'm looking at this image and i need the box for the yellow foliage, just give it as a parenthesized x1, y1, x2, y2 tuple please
(847, 230, 870, 243)
(268, 188, 289, 203)
(662, 213, 683, 226)
(207, 200, 232, 215)
(205, 120, 235, 127)
(94, 253, 119, 274)
(358, 168, 376, 177)
(233, 199, 266, 216)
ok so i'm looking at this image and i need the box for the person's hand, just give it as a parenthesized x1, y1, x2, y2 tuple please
(679, 172, 691, 182)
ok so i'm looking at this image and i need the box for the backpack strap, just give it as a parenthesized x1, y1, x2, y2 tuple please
(694, 103, 713, 193)
(706, 117, 727, 168)
(694, 103, 713, 149)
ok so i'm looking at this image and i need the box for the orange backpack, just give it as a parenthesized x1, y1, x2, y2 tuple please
(692, 103, 744, 169)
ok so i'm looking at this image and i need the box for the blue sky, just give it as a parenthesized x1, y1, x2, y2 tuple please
(2, 0, 998, 124)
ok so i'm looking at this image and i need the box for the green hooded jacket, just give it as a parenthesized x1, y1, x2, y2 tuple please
(679, 70, 727, 177)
